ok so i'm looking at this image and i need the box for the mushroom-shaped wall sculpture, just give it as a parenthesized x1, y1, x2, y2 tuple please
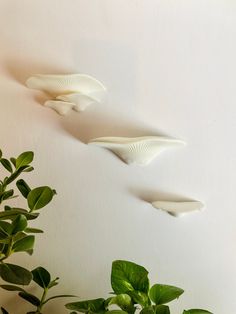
(88, 136, 186, 165)
(151, 200, 204, 217)
(26, 74, 106, 115)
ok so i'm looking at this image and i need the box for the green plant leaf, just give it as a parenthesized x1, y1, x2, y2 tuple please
(0, 159, 13, 173)
(0, 263, 32, 285)
(16, 152, 34, 170)
(48, 277, 59, 289)
(18, 291, 40, 306)
(0, 226, 9, 240)
(0, 209, 39, 221)
(5, 166, 28, 185)
(0, 221, 11, 234)
(0, 190, 14, 202)
(16, 179, 31, 198)
(107, 294, 132, 307)
(129, 290, 150, 307)
(10, 157, 16, 167)
(183, 310, 213, 314)
(141, 305, 170, 314)
(25, 228, 43, 234)
(66, 298, 106, 313)
(149, 284, 184, 305)
(27, 186, 54, 211)
(12, 235, 35, 252)
(11, 214, 28, 234)
(32, 266, 51, 288)
(0, 284, 25, 292)
(111, 260, 149, 295)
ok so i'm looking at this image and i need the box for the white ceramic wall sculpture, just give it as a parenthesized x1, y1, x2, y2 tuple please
(151, 200, 204, 217)
(88, 136, 186, 165)
(26, 74, 106, 115)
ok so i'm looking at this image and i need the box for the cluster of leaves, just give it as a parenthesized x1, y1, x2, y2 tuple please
(0, 149, 72, 313)
(66, 260, 212, 314)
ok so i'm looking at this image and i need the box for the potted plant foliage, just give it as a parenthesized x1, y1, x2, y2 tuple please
(0, 149, 213, 314)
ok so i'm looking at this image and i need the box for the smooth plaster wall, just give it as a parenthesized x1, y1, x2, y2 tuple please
(0, 1, 235, 313)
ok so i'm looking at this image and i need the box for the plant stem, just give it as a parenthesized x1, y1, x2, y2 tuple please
(0, 236, 13, 262)
(37, 287, 48, 314)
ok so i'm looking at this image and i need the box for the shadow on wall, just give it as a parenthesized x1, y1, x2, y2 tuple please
(59, 109, 169, 144)
(3, 39, 170, 144)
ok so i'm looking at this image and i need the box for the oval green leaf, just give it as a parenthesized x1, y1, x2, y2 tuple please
(19, 291, 40, 306)
(0, 263, 32, 285)
(27, 186, 54, 211)
(66, 298, 106, 313)
(32, 266, 51, 289)
(11, 214, 28, 234)
(12, 235, 35, 252)
(149, 284, 184, 305)
(111, 260, 149, 295)
(16, 151, 34, 169)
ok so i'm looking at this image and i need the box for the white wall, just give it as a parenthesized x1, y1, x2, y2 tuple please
(0, 1, 235, 313)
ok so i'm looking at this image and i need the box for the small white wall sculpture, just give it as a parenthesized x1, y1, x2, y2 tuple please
(151, 200, 204, 217)
(26, 74, 106, 115)
(88, 136, 186, 165)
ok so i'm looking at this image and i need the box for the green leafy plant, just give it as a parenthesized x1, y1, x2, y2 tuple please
(66, 260, 212, 314)
(0, 149, 73, 313)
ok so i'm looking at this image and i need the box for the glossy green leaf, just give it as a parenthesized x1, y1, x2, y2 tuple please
(32, 266, 51, 288)
(48, 277, 59, 289)
(12, 235, 35, 252)
(149, 284, 184, 305)
(0, 226, 9, 240)
(27, 186, 54, 211)
(0, 221, 11, 234)
(0, 190, 14, 202)
(0, 263, 32, 285)
(5, 167, 28, 184)
(111, 260, 149, 294)
(141, 305, 170, 314)
(0, 209, 39, 221)
(0, 284, 25, 292)
(18, 291, 40, 306)
(66, 298, 106, 313)
(129, 290, 150, 307)
(16, 179, 31, 198)
(11, 214, 27, 234)
(23, 166, 34, 172)
(10, 157, 16, 167)
(0, 159, 13, 173)
(107, 294, 134, 313)
(16, 151, 34, 170)
(25, 228, 43, 234)
(183, 310, 213, 314)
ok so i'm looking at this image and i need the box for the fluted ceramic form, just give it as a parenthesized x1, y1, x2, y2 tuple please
(44, 100, 74, 116)
(88, 136, 186, 165)
(151, 200, 204, 217)
(56, 93, 96, 112)
(26, 74, 106, 115)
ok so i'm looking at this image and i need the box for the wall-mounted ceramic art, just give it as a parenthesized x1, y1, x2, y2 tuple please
(26, 74, 106, 115)
(88, 136, 186, 165)
(151, 200, 204, 217)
